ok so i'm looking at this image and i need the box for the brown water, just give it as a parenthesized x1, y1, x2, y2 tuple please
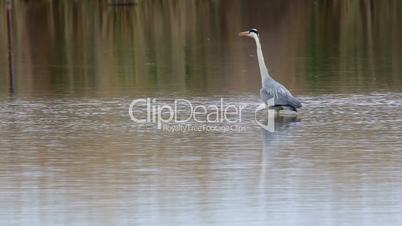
(1, 1, 402, 225)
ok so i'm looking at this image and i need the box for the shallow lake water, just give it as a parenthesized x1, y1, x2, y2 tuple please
(0, 1, 402, 226)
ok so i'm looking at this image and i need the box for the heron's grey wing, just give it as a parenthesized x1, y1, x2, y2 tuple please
(260, 87, 273, 104)
(286, 95, 302, 109)
(262, 79, 288, 105)
(262, 78, 302, 109)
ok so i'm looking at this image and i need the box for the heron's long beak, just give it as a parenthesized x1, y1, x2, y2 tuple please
(238, 31, 250, 37)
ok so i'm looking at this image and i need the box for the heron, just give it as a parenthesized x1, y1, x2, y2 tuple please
(239, 28, 302, 112)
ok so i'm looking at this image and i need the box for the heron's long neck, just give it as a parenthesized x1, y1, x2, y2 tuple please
(254, 37, 272, 81)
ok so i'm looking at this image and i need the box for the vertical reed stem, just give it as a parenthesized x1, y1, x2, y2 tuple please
(7, 0, 15, 96)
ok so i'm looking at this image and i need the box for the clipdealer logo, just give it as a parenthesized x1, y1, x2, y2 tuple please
(128, 98, 275, 133)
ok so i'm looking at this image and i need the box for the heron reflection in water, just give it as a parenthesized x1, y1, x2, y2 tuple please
(258, 114, 301, 188)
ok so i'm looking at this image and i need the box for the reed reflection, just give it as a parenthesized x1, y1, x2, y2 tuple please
(0, 0, 400, 97)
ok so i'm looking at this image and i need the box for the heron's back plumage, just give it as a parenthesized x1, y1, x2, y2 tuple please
(260, 77, 302, 111)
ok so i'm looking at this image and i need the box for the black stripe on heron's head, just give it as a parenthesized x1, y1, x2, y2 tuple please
(249, 28, 258, 35)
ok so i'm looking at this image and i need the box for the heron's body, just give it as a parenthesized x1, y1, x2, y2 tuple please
(239, 28, 302, 112)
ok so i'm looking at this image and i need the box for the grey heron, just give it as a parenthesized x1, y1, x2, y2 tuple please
(239, 28, 302, 112)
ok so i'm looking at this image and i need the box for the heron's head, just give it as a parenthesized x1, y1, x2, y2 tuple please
(238, 28, 259, 39)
